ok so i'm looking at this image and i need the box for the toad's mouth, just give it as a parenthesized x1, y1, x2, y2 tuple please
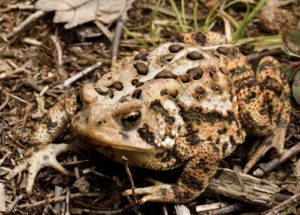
(79, 130, 156, 153)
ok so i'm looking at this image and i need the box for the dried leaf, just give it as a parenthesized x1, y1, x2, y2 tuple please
(35, 0, 134, 29)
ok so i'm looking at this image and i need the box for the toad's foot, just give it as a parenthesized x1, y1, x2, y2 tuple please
(123, 184, 177, 204)
(243, 127, 287, 174)
(6, 143, 69, 195)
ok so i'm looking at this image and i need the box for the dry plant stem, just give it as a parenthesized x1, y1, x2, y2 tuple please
(6, 195, 23, 213)
(254, 142, 300, 176)
(0, 152, 11, 166)
(246, 48, 283, 62)
(208, 168, 278, 206)
(0, 91, 9, 111)
(195, 202, 227, 213)
(111, 0, 134, 65)
(23, 79, 58, 97)
(263, 193, 300, 215)
(233, 166, 247, 193)
(0, 183, 6, 212)
(50, 35, 67, 78)
(63, 62, 102, 87)
(206, 203, 245, 215)
(112, 18, 123, 66)
(7, 10, 45, 39)
(66, 188, 70, 215)
(122, 156, 137, 203)
(54, 186, 63, 214)
(0, 67, 31, 80)
(5, 90, 30, 104)
(17, 193, 100, 209)
(94, 20, 113, 42)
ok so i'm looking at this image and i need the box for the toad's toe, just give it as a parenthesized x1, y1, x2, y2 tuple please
(6, 143, 69, 195)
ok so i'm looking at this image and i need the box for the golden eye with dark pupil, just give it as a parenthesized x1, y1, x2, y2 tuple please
(121, 110, 141, 130)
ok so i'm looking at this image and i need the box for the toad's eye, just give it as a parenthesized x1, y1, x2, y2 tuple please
(121, 110, 141, 130)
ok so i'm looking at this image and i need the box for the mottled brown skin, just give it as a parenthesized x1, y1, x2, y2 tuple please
(6, 32, 291, 203)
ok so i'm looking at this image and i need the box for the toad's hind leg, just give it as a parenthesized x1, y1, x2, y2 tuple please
(234, 56, 291, 173)
(123, 142, 221, 203)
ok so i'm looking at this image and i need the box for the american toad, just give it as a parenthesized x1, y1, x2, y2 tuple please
(6, 32, 291, 204)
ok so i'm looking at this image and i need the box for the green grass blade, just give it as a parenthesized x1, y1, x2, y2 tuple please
(193, 0, 199, 31)
(169, 0, 187, 32)
(123, 27, 150, 48)
(232, 0, 267, 43)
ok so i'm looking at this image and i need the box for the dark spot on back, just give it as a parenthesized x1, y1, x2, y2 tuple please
(134, 62, 148, 75)
(160, 54, 173, 64)
(195, 32, 206, 45)
(109, 82, 123, 91)
(131, 79, 138, 86)
(186, 51, 205, 60)
(134, 51, 149, 61)
(194, 86, 206, 100)
(155, 70, 177, 79)
(132, 89, 142, 99)
(180, 74, 190, 83)
(169, 44, 184, 53)
(160, 89, 178, 98)
(187, 67, 203, 80)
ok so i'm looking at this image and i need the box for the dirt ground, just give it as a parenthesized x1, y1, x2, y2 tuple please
(0, 0, 300, 214)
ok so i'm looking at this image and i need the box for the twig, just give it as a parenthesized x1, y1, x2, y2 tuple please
(195, 202, 228, 213)
(7, 10, 45, 39)
(246, 48, 283, 62)
(0, 67, 31, 80)
(0, 152, 11, 166)
(63, 62, 102, 87)
(0, 183, 6, 212)
(54, 186, 63, 214)
(206, 203, 245, 215)
(6, 195, 23, 213)
(112, 18, 123, 66)
(112, 0, 134, 65)
(0, 91, 9, 111)
(263, 193, 300, 215)
(5, 90, 30, 104)
(122, 156, 137, 203)
(94, 21, 113, 42)
(18, 193, 100, 208)
(22, 79, 58, 97)
(65, 188, 70, 215)
(233, 166, 247, 193)
(50, 35, 67, 78)
(253, 143, 300, 177)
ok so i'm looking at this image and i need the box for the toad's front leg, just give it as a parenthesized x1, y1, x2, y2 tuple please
(6, 96, 78, 195)
(123, 142, 220, 204)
